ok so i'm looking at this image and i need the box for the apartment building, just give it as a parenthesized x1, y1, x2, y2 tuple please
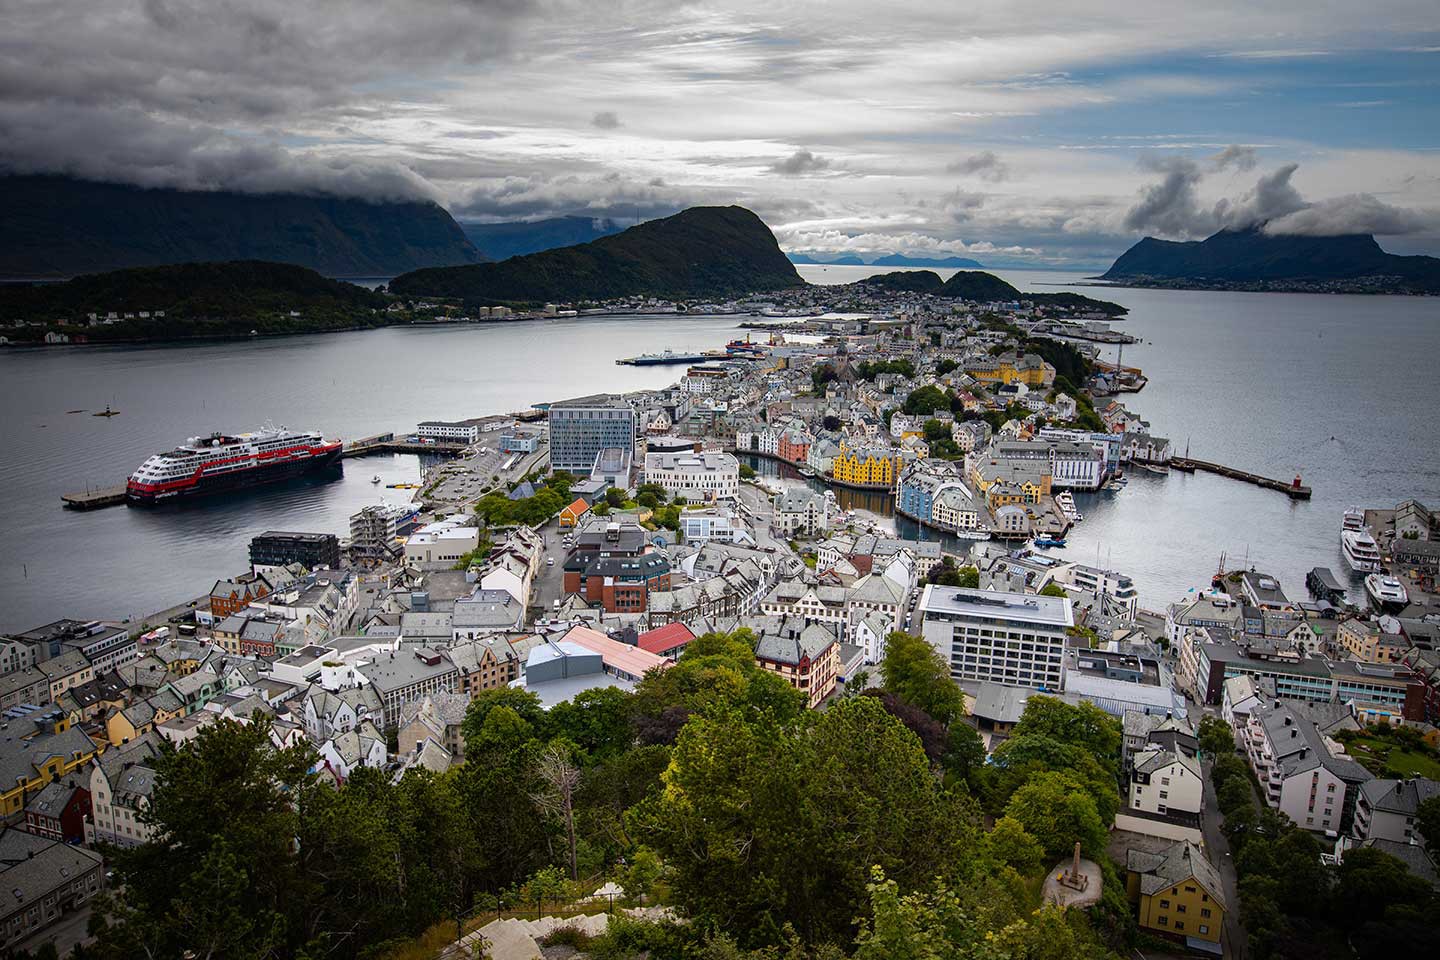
(643, 450, 740, 501)
(1241, 701, 1372, 836)
(918, 585, 1073, 690)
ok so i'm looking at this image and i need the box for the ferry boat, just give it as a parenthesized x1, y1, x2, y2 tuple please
(726, 337, 767, 357)
(1364, 574, 1409, 612)
(1340, 529, 1382, 573)
(126, 426, 342, 504)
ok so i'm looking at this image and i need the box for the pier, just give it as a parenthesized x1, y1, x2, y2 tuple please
(340, 440, 468, 458)
(1169, 457, 1311, 500)
(61, 485, 128, 510)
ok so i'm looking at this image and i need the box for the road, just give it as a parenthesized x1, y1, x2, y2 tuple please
(1200, 758, 1248, 960)
(527, 518, 570, 616)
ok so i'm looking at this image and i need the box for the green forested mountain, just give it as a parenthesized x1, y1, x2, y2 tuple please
(938, 270, 1023, 300)
(390, 206, 804, 301)
(0, 175, 484, 278)
(859, 270, 946, 292)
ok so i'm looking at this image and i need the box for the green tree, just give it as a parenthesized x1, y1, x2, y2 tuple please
(880, 631, 965, 727)
(1417, 795, 1440, 856)
(987, 816, 1045, 874)
(635, 697, 979, 947)
(1003, 770, 1108, 860)
(1198, 715, 1234, 758)
(606, 487, 629, 508)
(922, 419, 949, 443)
(902, 385, 949, 416)
(461, 687, 547, 753)
(740, 463, 757, 480)
(1038, 582, 1068, 599)
(1008, 696, 1120, 767)
(89, 718, 318, 960)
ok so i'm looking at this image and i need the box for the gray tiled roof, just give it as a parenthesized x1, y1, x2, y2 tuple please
(1126, 840, 1227, 909)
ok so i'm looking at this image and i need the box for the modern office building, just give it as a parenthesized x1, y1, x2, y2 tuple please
(549, 395, 637, 474)
(918, 585, 1073, 690)
(249, 531, 341, 570)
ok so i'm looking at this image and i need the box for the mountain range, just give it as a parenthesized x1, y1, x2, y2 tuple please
(390, 206, 804, 301)
(1102, 226, 1440, 293)
(0, 175, 484, 278)
(460, 216, 625, 261)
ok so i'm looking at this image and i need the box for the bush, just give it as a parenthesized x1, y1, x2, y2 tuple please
(539, 924, 595, 949)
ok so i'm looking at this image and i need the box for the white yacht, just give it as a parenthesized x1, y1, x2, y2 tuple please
(1341, 529, 1382, 573)
(1342, 507, 1365, 534)
(1364, 574, 1409, 612)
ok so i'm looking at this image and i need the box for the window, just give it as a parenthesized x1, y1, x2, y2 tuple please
(1158, 916, 1168, 926)
(1177, 904, 1186, 913)
(1199, 925, 1210, 935)
(1159, 899, 1170, 909)
(1175, 921, 1185, 931)
(1201, 908, 1212, 918)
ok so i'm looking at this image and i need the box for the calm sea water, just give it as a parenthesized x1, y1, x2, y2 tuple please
(1, 271, 1436, 628)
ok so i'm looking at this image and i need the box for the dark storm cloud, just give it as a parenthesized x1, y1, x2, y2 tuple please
(0, 0, 536, 200)
(1122, 147, 1432, 238)
(946, 151, 1009, 181)
(591, 111, 622, 130)
(769, 149, 830, 176)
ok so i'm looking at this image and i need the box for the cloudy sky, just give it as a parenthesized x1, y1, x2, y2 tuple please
(4, 0, 1439, 267)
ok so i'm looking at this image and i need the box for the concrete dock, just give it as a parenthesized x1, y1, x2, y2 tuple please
(1169, 457, 1312, 500)
(61, 485, 128, 510)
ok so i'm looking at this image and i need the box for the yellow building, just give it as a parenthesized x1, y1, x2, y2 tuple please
(1125, 841, 1226, 945)
(106, 691, 185, 746)
(832, 443, 904, 487)
(965, 351, 1054, 388)
(969, 458, 1051, 509)
(0, 711, 98, 817)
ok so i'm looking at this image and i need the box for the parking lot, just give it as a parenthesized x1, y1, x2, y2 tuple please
(424, 431, 548, 511)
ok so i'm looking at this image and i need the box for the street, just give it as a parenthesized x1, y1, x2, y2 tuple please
(1200, 758, 1248, 960)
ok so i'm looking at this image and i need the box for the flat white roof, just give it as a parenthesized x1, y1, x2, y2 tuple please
(920, 584, 1074, 628)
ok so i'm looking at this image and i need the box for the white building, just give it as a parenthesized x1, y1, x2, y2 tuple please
(643, 450, 740, 501)
(405, 518, 483, 570)
(1129, 747, 1203, 816)
(990, 439, 1105, 490)
(773, 489, 829, 536)
(918, 585, 1073, 690)
(679, 507, 751, 544)
(1242, 701, 1371, 836)
(1351, 777, 1440, 846)
(417, 419, 481, 443)
(1050, 563, 1139, 619)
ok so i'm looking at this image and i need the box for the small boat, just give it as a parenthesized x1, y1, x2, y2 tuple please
(1033, 537, 1068, 549)
(65, 409, 85, 415)
(371, 475, 382, 484)
(92, 405, 120, 418)
(799, 467, 817, 478)
(1364, 574, 1409, 613)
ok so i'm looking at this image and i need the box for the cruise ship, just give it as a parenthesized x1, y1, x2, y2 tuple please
(1342, 506, 1365, 534)
(1340, 529, 1382, 573)
(126, 426, 342, 504)
(1364, 574, 1409, 613)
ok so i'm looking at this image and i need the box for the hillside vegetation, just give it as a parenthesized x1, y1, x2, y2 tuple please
(0, 260, 387, 341)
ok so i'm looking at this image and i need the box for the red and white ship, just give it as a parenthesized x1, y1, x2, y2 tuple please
(126, 425, 343, 504)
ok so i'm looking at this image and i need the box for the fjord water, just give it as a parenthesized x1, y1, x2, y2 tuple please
(1, 272, 1437, 629)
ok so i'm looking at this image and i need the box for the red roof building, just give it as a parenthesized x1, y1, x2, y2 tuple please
(636, 623, 696, 661)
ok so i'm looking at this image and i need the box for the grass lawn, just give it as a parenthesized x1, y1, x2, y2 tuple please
(1344, 737, 1440, 779)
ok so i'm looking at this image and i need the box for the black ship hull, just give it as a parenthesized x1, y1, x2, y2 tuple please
(127, 448, 342, 505)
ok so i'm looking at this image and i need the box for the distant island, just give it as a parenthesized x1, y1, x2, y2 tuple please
(858, 269, 1127, 315)
(787, 252, 985, 268)
(1102, 226, 1440, 294)
(0, 261, 388, 343)
(460, 216, 625, 261)
(0, 175, 484, 279)
(391, 206, 804, 301)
